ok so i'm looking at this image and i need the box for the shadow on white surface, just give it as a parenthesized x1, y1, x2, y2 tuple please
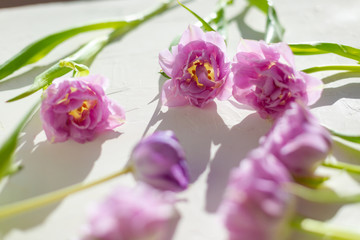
(205, 113, 272, 212)
(313, 82, 360, 108)
(154, 102, 229, 183)
(230, 5, 265, 41)
(0, 112, 121, 236)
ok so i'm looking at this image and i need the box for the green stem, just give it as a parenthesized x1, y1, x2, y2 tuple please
(0, 166, 133, 219)
(302, 65, 360, 74)
(291, 216, 360, 240)
(322, 161, 360, 175)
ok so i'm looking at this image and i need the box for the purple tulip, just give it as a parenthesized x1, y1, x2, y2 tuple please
(40, 75, 125, 143)
(159, 25, 232, 108)
(260, 101, 332, 178)
(79, 184, 179, 240)
(231, 40, 322, 119)
(130, 131, 190, 192)
(219, 149, 294, 240)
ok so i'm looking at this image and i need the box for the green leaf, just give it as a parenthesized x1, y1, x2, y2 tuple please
(322, 160, 360, 175)
(0, 20, 129, 82)
(6, 0, 176, 102)
(285, 182, 360, 203)
(289, 42, 360, 62)
(302, 65, 360, 74)
(330, 130, 360, 144)
(159, 71, 171, 79)
(59, 60, 90, 77)
(0, 100, 40, 180)
(291, 216, 360, 239)
(177, 0, 215, 32)
(247, 0, 269, 14)
(7, 35, 110, 102)
(265, 1, 285, 43)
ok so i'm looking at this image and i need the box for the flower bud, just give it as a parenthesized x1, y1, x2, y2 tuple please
(130, 131, 190, 192)
(260, 102, 332, 178)
(219, 149, 294, 240)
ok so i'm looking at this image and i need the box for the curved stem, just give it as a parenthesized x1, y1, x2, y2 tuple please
(302, 65, 360, 74)
(291, 216, 360, 240)
(0, 166, 133, 219)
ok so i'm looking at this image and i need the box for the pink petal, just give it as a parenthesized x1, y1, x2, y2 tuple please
(217, 72, 234, 100)
(272, 42, 296, 68)
(179, 25, 206, 45)
(299, 72, 323, 105)
(237, 39, 264, 56)
(106, 99, 126, 129)
(161, 80, 188, 107)
(159, 49, 175, 77)
(204, 31, 227, 53)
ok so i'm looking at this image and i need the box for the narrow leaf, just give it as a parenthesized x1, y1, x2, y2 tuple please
(6, 0, 176, 102)
(322, 161, 360, 175)
(302, 65, 360, 74)
(289, 42, 360, 62)
(177, 0, 215, 32)
(7, 35, 110, 102)
(330, 130, 360, 144)
(285, 183, 360, 203)
(159, 71, 171, 79)
(265, 1, 285, 43)
(247, 0, 269, 14)
(0, 21, 129, 82)
(0, 100, 40, 179)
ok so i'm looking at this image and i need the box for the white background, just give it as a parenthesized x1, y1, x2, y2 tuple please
(1, 0, 360, 239)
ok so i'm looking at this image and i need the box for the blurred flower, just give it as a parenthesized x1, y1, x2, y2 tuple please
(159, 25, 232, 108)
(130, 131, 189, 192)
(79, 184, 179, 240)
(260, 101, 332, 178)
(219, 149, 294, 240)
(40, 75, 125, 143)
(231, 40, 322, 119)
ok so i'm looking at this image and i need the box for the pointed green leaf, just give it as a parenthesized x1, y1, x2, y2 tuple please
(0, 101, 40, 180)
(159, 71, 171, 79)
(6, 0, 177, 102)
(289, 42, 360, 62)
(265, 1, 285, 43)
(177, 0, 215, 32)
(0, 21, 130, 82)
(7, 35, 110, 102)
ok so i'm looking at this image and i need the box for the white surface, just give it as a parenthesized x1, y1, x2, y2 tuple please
(1, 0, 360, 239)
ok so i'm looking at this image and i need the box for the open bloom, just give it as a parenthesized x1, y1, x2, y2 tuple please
(260, 102, 332, 178)
(79, 184, 179, 240)
(232, 40, 322, 119)
(159, 25, 232, 108)
(40, 75, 125, 143)
(130, 131, 190, 192)
(219, 149, 294, 240)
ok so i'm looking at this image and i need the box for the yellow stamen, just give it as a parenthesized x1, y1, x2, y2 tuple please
(68, 100, 97, 122)
(186, 60, 215, 87)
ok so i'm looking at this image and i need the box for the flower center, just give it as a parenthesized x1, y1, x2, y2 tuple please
(68, 100, 97, 122)
(187, 60, 215, 87)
